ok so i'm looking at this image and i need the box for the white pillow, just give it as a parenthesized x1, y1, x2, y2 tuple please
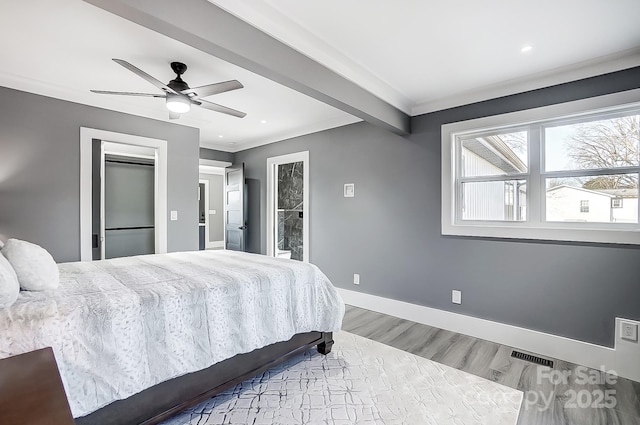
(0, 251, 19, 308)
(2, 239, 60, 291)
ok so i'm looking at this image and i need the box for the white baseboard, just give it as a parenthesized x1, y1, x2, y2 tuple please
(338, 288, 640, 382)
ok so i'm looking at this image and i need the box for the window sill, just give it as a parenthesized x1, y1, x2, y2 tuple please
(442, 221, 640, 245)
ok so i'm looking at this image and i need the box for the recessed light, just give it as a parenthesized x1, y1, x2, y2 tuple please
(218, 135, 224, 138)
(260, 119, 267, 124)
(521, 45, 533, 53)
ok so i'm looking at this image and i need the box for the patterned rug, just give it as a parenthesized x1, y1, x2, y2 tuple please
(161, 331, 522, 425)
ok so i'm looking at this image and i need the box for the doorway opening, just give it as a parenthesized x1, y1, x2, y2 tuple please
(199, 160, 228, 250)
(267, 151, 309, 262)
(100, 143, 156, 259)
(80, 128, 167, 261)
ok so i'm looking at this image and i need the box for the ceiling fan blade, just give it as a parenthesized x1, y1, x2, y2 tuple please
(112, 58, 177, 94)
(198, 99, 247, 118)
(91, 90, 165, 98)
(182, 80, 243, 98)
(169, 111, 181, 120)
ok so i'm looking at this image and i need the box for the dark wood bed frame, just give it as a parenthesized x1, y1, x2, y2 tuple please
(75, 331, 334, 425)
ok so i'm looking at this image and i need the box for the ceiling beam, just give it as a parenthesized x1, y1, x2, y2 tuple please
(83, 0, 411, 136)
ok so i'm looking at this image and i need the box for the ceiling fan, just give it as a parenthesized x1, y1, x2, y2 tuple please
(91, 59, 246, 119)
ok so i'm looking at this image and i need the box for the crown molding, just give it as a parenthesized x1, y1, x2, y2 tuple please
(412, 48, 640, 116)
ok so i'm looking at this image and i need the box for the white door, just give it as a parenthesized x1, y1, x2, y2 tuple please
(225, 164, 246, 251)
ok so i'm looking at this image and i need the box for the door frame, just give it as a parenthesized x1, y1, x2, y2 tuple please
(198, 178, 210, 249)
(266, 151, 309, 262)
(200, 159, 231, 249)
(80, 127, 168, 261)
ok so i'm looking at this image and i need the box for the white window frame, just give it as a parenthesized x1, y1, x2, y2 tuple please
(456, 126, 530, 223)
(442, 88, 640, 245)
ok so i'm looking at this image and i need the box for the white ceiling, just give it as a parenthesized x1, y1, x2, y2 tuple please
(0, 0, 359, 152)
(212, 0, 640, 115)
(3, 1, 640, 153)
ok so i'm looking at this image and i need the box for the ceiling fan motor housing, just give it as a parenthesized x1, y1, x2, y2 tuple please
(168, 62, 190, 92)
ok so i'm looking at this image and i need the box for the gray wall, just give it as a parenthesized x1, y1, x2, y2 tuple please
(199, 173, 224, 242)
(200, 147, 234, 163)
(0, 86, 200, 262)
(235, 66, 640, 348)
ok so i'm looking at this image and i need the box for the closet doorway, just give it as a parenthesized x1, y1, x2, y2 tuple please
(102, 150, 155, 259)
(267, 151, 309, 262)
(80, 128, 168, 262)
(92, 142, 158, 259)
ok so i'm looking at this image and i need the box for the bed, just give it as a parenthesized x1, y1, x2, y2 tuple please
(0, 249, 344, 424)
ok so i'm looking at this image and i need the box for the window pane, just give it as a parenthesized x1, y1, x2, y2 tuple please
(544, 114, 640, 172)
(460, 131, 527, 177)
(546, 175, 638, 223)
(461, 180, 527, 221)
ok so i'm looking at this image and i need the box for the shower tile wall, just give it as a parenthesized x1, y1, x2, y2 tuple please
(277, 161, 303, 261)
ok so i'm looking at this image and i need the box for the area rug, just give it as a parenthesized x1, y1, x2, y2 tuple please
(161, 331, 522, 425)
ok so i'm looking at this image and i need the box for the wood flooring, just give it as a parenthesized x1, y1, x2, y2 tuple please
(341, 305, 640, 425)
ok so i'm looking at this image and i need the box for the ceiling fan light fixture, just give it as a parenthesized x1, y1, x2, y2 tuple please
(92, 60, 245, 117)
(166, 94, 191, 113)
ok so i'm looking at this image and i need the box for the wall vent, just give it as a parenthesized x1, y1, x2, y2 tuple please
(511, 350, 554, 368)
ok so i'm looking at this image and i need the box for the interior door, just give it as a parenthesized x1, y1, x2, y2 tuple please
(225, 164, 246, 251)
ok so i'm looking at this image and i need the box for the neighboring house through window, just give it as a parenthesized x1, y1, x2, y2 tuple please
(580, 200, 589, 213)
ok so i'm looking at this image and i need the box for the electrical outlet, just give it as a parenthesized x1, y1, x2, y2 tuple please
(620, 321, 638, 342)
(452, 290, 462, 305)
(353, 274, 360, 285)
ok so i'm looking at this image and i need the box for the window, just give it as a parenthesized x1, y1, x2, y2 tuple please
(580, 200, 589, 213)
(458, 130, 528, 222)
(442, 89, 640, 245)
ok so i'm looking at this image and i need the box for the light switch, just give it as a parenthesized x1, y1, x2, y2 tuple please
(344, 183, 355, 198)
(170, 210, 178, 221)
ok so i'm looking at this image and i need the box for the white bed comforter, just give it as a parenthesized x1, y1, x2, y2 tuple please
(0, 250, 345, 417)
